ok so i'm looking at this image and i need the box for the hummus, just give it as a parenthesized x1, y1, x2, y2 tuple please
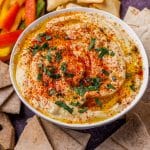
(14, 12, 143, 124)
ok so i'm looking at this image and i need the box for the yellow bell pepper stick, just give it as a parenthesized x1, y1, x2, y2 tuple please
(0, 46, 12, 57)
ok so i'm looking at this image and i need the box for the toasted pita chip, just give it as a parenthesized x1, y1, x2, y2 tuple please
(0, 113, 15, 150)
(15, 116, 53, 150)
(95, 138, 125, 150)
(47, 0, 73, 11)
(0, 86, 13, 106)
(66, 3, 82, 8)
(91, 0, 120, 17)
(127, 102, 150, 134)
(112, 113, 150, 149)
(40, 118, 83, 150)
(0, 92, 21, 114)
(62, 128, 90, 147)
(0, 61, 11, 88)
(124, 6, 140, 24)
(77, 0, 104, 3)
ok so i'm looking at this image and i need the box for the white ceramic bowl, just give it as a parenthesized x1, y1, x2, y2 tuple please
(10, 7, 149, 129)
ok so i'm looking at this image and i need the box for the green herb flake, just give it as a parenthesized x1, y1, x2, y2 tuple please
(45, 55, 52, 62)
(70, 101, 81, 107)
(61, 62, 67, 73)
(130, 84, 136, 91)
(78, 107, 88, 113)
(36, 0, 45, 18)
(41, 42, 49, 49)
(74, 86, 87, 96)
(110, 51, 115, 56)
(50, 46, 57, 51)
(95, 98, 103, 107)
(88, 38, 96, 50)
(107, 84, 116, 90)
(32, 44, 40, 55)
(55, 52, 62, 62)
(45, 35, 52, 41)
(126, 73, 132, 79)
(48, 89, 56, 96)
(55, 101, 73, 114)
(37, 73, 42, 81)
(64, 72, 74, 78)
(102, 69, 109, 76)
(98, 48, 109, 59)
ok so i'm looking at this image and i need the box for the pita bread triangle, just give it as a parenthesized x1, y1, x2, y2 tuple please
(15, 116, 53, 150)
(40, 118, 83, 150)
(0, 61, 12, 88)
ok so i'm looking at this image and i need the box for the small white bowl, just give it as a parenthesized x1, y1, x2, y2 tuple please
(10, 7, 149, 129)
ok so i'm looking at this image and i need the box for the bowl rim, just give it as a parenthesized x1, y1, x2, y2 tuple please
(10, 7, 149, 129)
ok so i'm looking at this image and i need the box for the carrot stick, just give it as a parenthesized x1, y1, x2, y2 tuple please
(25, 0, 36, 26)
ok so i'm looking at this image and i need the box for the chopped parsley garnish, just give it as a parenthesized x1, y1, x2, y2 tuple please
(130, 84, 136, 91)
(78, 107, 88, 113)
(49, 46, 57, 51)
(51, 74, 61, 79)
(102, 69, 109, 76)
(41, 42, 49, 49)
(107, 84, 116, 90)
(37, 73, 42, 81)
(74, 86, 87, 96)
(45, 35, 52, 40)
(70, 101, 81, 107)
(32, 44, 40, 55)
(126, 73, 132, 79)
(48, 89, 56, 96)
(74, 77, 101, 96)
(55, 52, 62, 62)
(110, 51, 115, 56)
(61, 62, 74, 78)
(55, 101, 73, 114)
(98, 48, 109, 59)
(45, 55, 52, 62)
(60, 62, 67, 73)
(95, 98, 103, 107)
(88, 38, 96, 50)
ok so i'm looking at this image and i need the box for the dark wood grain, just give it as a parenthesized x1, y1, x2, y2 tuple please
(9, 1, 150, 149)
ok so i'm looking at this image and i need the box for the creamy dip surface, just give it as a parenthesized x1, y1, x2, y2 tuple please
(14, 11, 143, 124)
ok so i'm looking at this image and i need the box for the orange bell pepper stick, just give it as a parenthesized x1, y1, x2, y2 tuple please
(25, 0, 36, 26)
(1, 2, 20, 31)
(0, 30, 23, 47)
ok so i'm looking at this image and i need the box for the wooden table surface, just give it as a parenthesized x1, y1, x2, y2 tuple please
(9, 0, 150, 149)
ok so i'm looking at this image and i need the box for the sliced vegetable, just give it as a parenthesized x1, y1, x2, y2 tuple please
(98, 48, 109, 59)
(0, 30, 23, 47)
(11, 7, 25, 31)
(55, 101, 73, 114)
(1, 2, 20, 31)
(25, 0, 36, 26)
(70, 101, 81, 107)
(0, 46, 12, 57)
(36, 0, 45, 18)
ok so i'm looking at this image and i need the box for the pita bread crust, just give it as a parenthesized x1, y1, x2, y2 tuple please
(127, 102, 150, 135)
(0, 86, 13, 106)
(62, 128, 91, 147)
(91, 0, 120, 17)
(40, 118, 83, 150)
(15, 116, 53, 150)
(77, 0, 104, 3)
(0, 113, 15, 150)
(112, 113, 150, 149)
(0, 92, 21, 114)
(124, 6, 140, 24)
(95, 138, 125, 150)
(0, 61, 12, 88)
(47, 0, 73, 11)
